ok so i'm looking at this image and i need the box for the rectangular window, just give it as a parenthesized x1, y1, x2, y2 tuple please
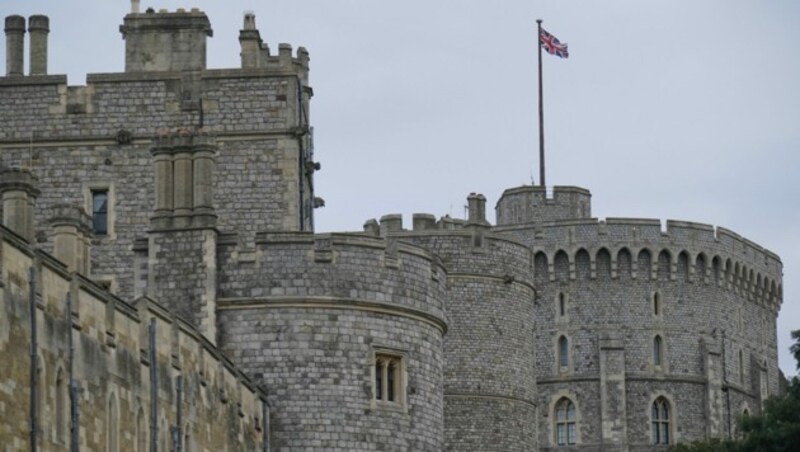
(92, 189, 108, 235)
(373, 352, 405, 408)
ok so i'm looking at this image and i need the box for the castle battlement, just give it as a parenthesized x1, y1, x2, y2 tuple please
(215, 231, 448, 332)
(0, 5, 786, 450)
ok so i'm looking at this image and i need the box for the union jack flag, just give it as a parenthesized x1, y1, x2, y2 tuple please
(540, 28, 569, 59)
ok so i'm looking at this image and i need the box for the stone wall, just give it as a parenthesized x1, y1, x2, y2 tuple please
(497, 210, 782, 449)
(0, 224, 267, 451)
(217, 232, 447, 451)
(380, 227, 538, 452)
(0, 36, 314, 302)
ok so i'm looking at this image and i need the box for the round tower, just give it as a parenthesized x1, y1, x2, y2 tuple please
(375, 204, 538, 452)
(216, 232, 447, 451)
(494, 189, 783, 450)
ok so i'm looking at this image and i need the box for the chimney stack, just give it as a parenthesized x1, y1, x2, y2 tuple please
(0, 168, 40, 242)
(467, 193, 489, 226)
(131, 0, 141, 14)
(239, 12, 262, 69)
(28, 15, 49, 75)
(4, 15, 25, 76)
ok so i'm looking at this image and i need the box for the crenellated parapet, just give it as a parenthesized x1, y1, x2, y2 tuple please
(495, 217, 783, 312)
(217, 230, 447, 328)
(239, 13, 310, 82)
(496, 185, 592, 226)
(215, 230, 447, 450)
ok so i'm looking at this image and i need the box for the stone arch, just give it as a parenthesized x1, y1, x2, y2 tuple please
(734, 262, 741, 291)
(534, 251, 549, 282)
(160, 416, 169, 452)
(657, 249, 671, 281)
(547, 390, 582, 447)
(677, 251, 690, 281)
(107, 391, 119, 452)
(55, 365, 67, 444)
(712, 255, 722, 285)
(136, 406, 147, 452)
(695, 253, 707, 283)
(554, 250, 570, 281)
(617, 247, 632, 279)
(649, 391, 679, 445)
(575, 248, 591, 280)
(638, 248, 652, 279)
(596, 248, 611, 279)
(725, 259, 733, 287)
(770, 280, 777, 303)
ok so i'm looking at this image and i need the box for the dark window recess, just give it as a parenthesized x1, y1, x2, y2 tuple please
(387, 363, 396, 402)
(375, 363, 382, 400)
(92, 190, 108, 235)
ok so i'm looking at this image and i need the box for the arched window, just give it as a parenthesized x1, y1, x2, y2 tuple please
(107, 393, 118, 452)
(558, 336, 569, 369)
(136, 408, 147, 452)
(651, 397, 670, 445)
(554, 397, 577, 446)
(160, 417, 168, 452)
(558, 292, 566, 318)
(56, 368, 67, 443)
(653, 335, 663, 367)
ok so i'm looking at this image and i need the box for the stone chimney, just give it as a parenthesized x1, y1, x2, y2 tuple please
(49, 204, 92, 274)
(131, 0, 141, 14)
(466, 193, 489, 227)
(4, 15, 25, 76)
(28, 15, 49, 75)
(239, 12, 263, 69)
(0, 168, 40, 242)
(120, 8, 213, 72)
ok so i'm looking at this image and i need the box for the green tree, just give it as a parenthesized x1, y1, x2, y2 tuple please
(791, 329, 800, 372)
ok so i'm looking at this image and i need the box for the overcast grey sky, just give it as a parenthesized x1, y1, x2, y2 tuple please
(2, 0, 798, 376)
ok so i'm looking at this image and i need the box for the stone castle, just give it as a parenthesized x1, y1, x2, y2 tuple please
(0, 4, 783, 451)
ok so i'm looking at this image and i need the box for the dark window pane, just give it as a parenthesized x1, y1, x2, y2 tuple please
(375, 362, 382, 400)
(559, 337, 569, 368)
(387, 363, 395, 402)
(92, 191, 109, 235)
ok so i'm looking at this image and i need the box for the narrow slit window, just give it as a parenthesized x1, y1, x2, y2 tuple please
(559, 293, 566, 317)
(92, 189, 109, 236)
(654, 335, 663, 367)
(558, 336, 569, 369)
(653, 292, 660, 316)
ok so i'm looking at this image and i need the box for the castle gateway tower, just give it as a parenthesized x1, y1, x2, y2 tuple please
(0, 4, 784, 452)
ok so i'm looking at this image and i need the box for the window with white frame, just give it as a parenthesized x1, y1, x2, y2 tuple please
(651, 397, 670, 445)
(554, 397, 577, 446)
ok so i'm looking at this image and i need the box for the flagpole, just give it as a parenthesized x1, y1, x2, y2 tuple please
(536, 19, 545, 187)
